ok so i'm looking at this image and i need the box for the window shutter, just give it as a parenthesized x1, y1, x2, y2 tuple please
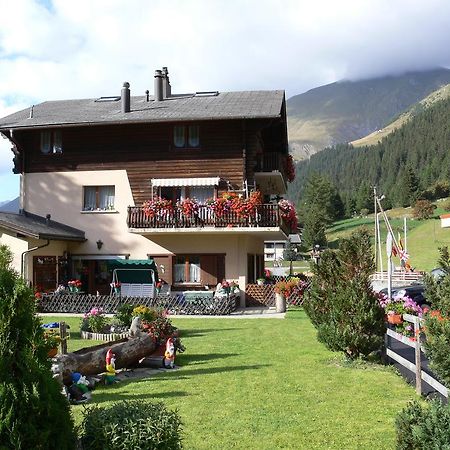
(200, 255, 218, 286)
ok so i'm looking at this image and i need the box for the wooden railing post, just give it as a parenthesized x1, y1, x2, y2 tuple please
(59, 321, 68, 355)
(413, 316, 422, 395)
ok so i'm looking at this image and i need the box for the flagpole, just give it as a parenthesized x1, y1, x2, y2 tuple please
(374, 186, 378, 270)
(404, 216, 407, 253)
(377, 213, 383, 274)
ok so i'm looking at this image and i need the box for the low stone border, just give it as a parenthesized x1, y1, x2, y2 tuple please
(81, 330, 129, 342)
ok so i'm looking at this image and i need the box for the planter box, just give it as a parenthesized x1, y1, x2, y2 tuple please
(81, 330, 129, 342)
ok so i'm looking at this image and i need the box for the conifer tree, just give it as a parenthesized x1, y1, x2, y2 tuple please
(0, 266, 75, 449)
(303, 230, 385, 359)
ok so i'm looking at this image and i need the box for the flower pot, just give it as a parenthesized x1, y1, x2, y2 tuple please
(275, 293, 286, 313)
(387, 313, 403, 325)
(114, 287, 120, 294)
(257, 280, 264, 286)
(48, 347, 58, 358)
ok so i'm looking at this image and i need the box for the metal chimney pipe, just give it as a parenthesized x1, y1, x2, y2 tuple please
(121, 82, 130, 113)
(154, 70, 163, 101)
(162, 66, 171, 98)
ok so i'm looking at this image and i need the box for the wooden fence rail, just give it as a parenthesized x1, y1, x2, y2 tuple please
(385, 313, 448, 398)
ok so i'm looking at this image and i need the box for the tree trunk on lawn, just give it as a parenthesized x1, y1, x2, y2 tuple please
(55, 333, 157, 384)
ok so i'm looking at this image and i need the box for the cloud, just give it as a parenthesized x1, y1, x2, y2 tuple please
(0, 0, 450, 193)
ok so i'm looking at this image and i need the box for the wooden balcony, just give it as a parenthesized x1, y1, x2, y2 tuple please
(254, 152, 287, 195)
(127, 204, 289, 236)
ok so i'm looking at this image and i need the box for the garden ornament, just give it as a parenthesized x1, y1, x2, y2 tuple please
(105, 348, 117, 384)
(164, 337, 175, 369)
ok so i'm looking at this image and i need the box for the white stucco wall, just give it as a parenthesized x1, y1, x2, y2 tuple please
(0, 230, 28, 274)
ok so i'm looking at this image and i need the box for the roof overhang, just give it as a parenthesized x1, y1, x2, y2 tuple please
(151, 177, 221, 187)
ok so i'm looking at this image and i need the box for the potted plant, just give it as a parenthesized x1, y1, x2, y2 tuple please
(43, 330, 61, 357)
(68, 279, 82, 293)
(110, 281, 121, 294)
(256, 278, 265, 286)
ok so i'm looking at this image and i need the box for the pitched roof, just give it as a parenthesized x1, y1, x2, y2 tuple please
(0, 90, 285, 130)
(0, 211, 86, 241)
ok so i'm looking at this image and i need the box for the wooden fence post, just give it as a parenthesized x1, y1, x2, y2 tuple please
(59, 321, 68, 355)
(414, 316, 422, 396)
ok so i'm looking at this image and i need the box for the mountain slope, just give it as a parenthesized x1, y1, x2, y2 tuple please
(288, 95, 450, 207)
(0, 197, 20, 213)
(287, 68, 450, 159)
(351, 83, 450, 147)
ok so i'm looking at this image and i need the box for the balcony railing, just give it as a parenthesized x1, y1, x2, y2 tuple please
(255, 152, 285, 174)
(127, 204, 289, 234)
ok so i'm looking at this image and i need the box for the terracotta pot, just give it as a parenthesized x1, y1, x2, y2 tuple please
(387, 313, 403, 325)
(47, 347, 58, 358)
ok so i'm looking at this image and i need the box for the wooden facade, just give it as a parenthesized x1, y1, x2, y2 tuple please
(14, 118, 287, 205)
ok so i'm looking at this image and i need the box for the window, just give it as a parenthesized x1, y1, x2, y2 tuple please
(40, 130, 62, 154)
(174, 256, 201, 284)
(160, 186, 214, 204)
(83, 186, 115, 211)
(173, 125, 200, 148)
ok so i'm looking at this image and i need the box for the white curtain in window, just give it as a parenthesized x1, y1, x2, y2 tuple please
(174, 264, 185, 283)
(174, 126, 185, 148)
(188, 125, 199, 147)
(84, 187, 96, 210)
(40, 131, 51, 154)
(99, 186, 115, 210)
(190, 263, 200, 283)
(53, 130, 62, 154)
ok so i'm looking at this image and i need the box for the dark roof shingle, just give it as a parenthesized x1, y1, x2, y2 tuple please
(0, 90, 285, 130)
(0, 211, 86, 241)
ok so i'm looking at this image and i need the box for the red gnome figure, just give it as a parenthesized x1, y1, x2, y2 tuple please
(164, 337, 175, 369)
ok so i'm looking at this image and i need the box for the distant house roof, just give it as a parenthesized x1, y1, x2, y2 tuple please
(0, 90, 285, 130)
(0, 211, 86, 241)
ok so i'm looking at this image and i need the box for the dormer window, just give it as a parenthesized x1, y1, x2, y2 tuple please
(40, 130, 62, 154)
(173, 125, 200, 148)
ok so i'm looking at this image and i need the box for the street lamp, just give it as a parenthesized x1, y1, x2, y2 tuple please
(288, 234, 301, 276)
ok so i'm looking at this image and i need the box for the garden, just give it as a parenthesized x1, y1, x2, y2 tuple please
(2, 238, 450, 449)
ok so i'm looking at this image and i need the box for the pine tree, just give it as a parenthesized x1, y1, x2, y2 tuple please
(301, 205, 327, 249)
(0, 266, 76, 449)
(303, 230, 385, 359)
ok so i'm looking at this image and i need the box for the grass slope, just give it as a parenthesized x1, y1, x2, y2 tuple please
(327, 203, 450, 271)
(45, 312, 417, 449)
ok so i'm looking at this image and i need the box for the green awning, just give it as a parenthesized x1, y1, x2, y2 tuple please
(107, 259, 159, 283)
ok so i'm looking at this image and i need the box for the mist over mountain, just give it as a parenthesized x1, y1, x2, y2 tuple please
(287, 68, 450, 160)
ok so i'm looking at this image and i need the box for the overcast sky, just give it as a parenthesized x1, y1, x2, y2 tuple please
(1, 0, 450, 200)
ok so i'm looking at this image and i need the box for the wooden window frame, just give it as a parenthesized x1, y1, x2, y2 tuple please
(82, 185, 115, 211)
(172, 124, 200, 149)
(40, 130, 62, 155)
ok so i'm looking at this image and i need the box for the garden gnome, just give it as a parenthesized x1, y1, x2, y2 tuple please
(105, 348, 117, 384)
(164, 337, 175, 369)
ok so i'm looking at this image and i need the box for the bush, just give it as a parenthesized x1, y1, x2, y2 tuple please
(442, 199, 450, 212)
(115, 303, 135, 327)
(303, 230, 385, 359)
(0, 267, 75, 449)
(413, 199, 436, 220)
(81, 400, 182, 450)
(81, 307, 109, 332)
(422, 247, 450, 385)
(396, 400, 450, 449)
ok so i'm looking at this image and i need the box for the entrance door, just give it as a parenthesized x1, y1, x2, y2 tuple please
(72, 259, 112, 295)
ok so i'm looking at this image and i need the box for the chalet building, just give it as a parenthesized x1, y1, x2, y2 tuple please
(0, 68, 293, 305)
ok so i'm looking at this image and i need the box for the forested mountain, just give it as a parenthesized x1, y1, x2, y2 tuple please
(287, 68, 450, 160)
(288, 95, 450, 210)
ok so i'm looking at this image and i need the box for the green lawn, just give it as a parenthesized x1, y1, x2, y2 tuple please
(327, 205, 450, 271)
(44, 311, 417, 449)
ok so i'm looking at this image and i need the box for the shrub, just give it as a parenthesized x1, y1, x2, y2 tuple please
(303, 230, 385, 359)
(81, 400, 182, 450)
(442, 199, 450, 212)
(0, 267, 75, 449)
(395, 400, 450, 449)
(115, 303, 135, 327)
(412, 199, 436, 220)
(82, 307, 108, 332)
(422, 247, 450, 385)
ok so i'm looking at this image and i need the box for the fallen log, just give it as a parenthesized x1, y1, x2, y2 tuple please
(56, 332, 157, 384)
